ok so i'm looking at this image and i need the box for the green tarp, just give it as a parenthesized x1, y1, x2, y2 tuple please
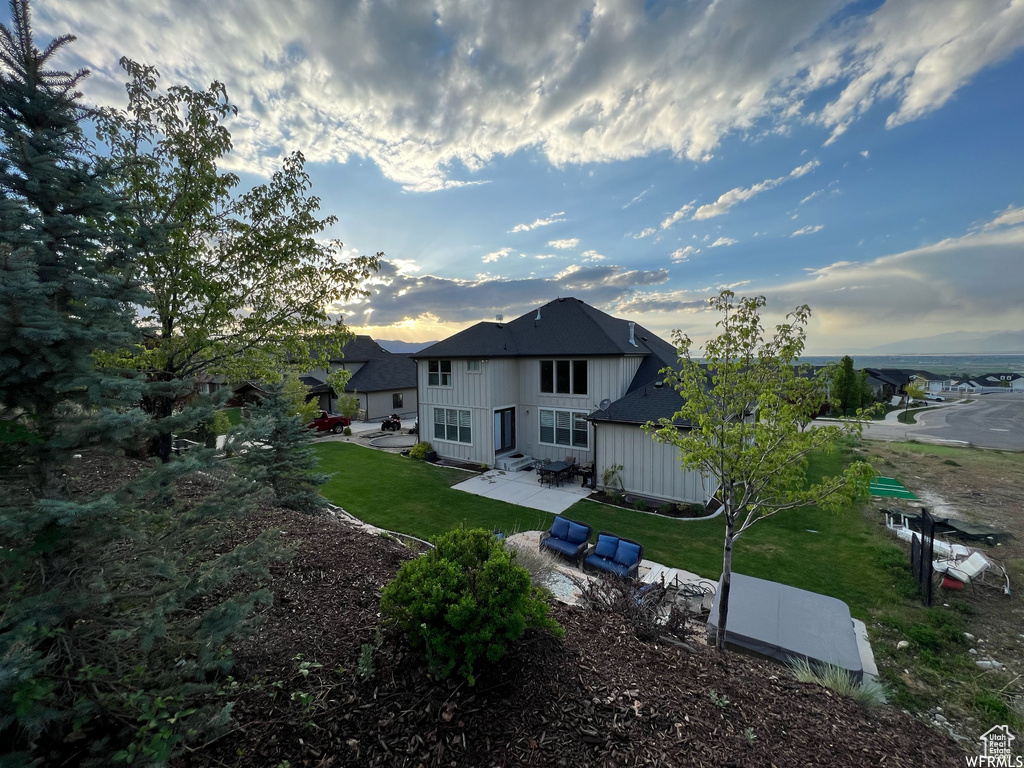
(869, 476, 918, 500)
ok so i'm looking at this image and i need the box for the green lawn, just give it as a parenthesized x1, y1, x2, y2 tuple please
(316, 443, 903, 618)
(222, 406, 243, 426)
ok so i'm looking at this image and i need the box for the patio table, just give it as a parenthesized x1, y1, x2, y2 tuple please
(537, 461, 571, 487)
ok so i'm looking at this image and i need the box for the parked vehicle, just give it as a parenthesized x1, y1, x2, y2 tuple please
(925, 395, 946, 402)
(381, 414, 402, 431)
(307, 411, 351, 433)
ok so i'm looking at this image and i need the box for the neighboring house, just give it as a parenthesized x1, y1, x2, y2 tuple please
(304, 335, 418, 420)
(862, 368, 907, 400)
(960, 372, 1024, 392)
(412, 297, 717, 506)
(905, 370, 945, 395)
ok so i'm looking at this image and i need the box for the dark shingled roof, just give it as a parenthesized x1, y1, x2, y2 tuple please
(588, 381, 690, 427)
(332, 335, 389, 363)
(299, 375, 332, 394)
(344, 354, 416, 392)
(412, 297, 675, 360)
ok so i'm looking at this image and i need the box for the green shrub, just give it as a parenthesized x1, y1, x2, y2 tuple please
(658, 503, 675, 516)
(790, 658, 887, 708)
(409, 441, 432, 460)
(632, 498, 648, 511)
(343, 426, 352, 436)
(380, 528, 563, 685)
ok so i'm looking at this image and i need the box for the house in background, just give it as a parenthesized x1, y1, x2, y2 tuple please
(304, 335, 418, 420)
(412, 297, 717, 506)
(960, 372, 1024, 393)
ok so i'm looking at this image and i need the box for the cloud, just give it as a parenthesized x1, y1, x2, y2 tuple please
(670, 246, 700, 262)
(623, 186, 653, 209)
(660, 202, 694, 231)
(860, 150, 869, 159)
(799, 190, 822, 205)
(342, 258, 671, 328)
(792, 224, 824, 236)
(581, 249, 606, 261)
(981, 205, 1024, 231)
(693, 160, 819, 220)
(548, 238, 579, 249)
(509, 212, 566, 233)
(632, 227, 657, 239)
(710, 237, 737, 248)
(482, 247, 513, 263)
(36, 1, 1022, 191)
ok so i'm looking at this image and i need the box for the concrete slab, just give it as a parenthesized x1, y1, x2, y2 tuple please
(852, 618, 879, 681)
(452, 468, 590, 514)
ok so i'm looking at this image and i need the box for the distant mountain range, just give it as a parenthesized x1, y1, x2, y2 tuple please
(376, 339, 437, 354)
(858, 330, 1024, 354)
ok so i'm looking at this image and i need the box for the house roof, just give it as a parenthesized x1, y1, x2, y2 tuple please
(588, 381, 690, 427)
(412, 297, 676, 360)
(344, 354, 416, 392)
(299, 375, 332, 394)
(332, 335, 389, 363)
(970, 372, 1023, 384)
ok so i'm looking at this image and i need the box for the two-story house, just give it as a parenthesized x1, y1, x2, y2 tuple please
(413, 297, 717, 505)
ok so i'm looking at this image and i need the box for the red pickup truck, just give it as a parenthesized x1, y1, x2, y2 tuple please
(307, 411, 352, 433)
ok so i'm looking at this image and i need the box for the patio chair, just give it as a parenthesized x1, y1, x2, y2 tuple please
(933, 551, 992, 591)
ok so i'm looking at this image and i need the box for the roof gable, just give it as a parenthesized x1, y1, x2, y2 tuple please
(413, 297, 672, 360)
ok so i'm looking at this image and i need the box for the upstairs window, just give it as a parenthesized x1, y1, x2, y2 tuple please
(428, 359, 452, 387)
(467, 359, 482, 373)
(540, 359, 587, 395)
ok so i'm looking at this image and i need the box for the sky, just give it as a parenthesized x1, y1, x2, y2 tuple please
(21, 0, 1024, 353)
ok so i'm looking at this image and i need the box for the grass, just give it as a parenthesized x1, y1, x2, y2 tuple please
(222, 407, 243, 426)
(316, 442, 903, 619)
(315, 440, 1024, 732)
(897, 406, 941, 424)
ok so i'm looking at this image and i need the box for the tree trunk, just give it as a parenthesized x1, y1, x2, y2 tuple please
(716, 515, 735, 652)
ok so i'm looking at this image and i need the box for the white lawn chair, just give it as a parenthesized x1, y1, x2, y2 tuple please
(933, 551, 1010, 595)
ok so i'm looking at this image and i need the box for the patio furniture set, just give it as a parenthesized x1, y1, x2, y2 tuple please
(536, 458, 594, 488)
(538, 516, 645, 579)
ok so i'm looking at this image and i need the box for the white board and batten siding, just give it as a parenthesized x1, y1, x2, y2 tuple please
(595, 422, 715, 505)
(515, 356, 644, 464)
(418, 359, 494, 465)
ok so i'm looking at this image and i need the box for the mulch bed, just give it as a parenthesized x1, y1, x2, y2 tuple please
(179, 507, 966, 768)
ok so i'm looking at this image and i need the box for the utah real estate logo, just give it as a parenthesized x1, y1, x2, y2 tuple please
(966, 725, 1021, 767)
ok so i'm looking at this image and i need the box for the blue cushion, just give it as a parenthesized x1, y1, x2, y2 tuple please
(542, 537, 579, 557)
(585, 554, 630, 578)
(613, 540, 641, 567)
(550, 516, 570, 540)
(566, 521, 589, 545)
(594, 534, 618, 559)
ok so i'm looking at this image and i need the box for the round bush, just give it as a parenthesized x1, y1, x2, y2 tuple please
(409, 441, 432, 460)
(380, 528, 563, 685)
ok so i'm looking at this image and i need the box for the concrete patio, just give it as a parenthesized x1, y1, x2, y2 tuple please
(452, 466, 592, 514)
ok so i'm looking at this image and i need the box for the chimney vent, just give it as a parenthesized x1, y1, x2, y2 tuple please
(535, 308, 541, 321)
(628, 322, 637, 347)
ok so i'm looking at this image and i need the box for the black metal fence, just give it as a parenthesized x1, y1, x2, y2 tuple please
(909, 507, 936, 606)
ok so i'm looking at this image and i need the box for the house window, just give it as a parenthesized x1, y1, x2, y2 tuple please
(539, 409, 588, 448)
(540, 359, 587, 395)
(434, 407, 471, 444)
(392, 392, 403, 409)
(428, 359, 452, 387)
(467, 359, 482, 373)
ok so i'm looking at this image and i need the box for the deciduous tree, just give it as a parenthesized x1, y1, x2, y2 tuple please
(97, 59, 380, 460)
(645, 292, 873, 651)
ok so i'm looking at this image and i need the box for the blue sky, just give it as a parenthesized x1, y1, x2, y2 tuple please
(24, 0, 1024, 352)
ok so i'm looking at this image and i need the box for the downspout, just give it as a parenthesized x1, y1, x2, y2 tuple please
(591, 421, 598, 490)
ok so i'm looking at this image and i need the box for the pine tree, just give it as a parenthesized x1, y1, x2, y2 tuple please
(0, 0, 143, 491)
(0, 4, 281, 763)
(234, 381, 330, 513)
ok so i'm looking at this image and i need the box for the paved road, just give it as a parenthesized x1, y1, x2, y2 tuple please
(860, 393, 1024, 450)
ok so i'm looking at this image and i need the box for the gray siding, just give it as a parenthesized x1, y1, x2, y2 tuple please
(364, 389, 417, 421)
(594, 422, 716, 505)
(418, 359, 492, 465)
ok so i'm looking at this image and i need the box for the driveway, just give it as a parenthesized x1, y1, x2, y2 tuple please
(860, 392, 1024, 450)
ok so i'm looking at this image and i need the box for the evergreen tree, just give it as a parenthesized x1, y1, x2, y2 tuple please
(0, 5, 281, 763)
(832, 355, 857, 414)
(0, 0, 143, 491)
(234, 381, 330, 513)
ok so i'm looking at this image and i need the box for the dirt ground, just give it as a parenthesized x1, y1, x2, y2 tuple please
(862, 441, 1024, 717)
